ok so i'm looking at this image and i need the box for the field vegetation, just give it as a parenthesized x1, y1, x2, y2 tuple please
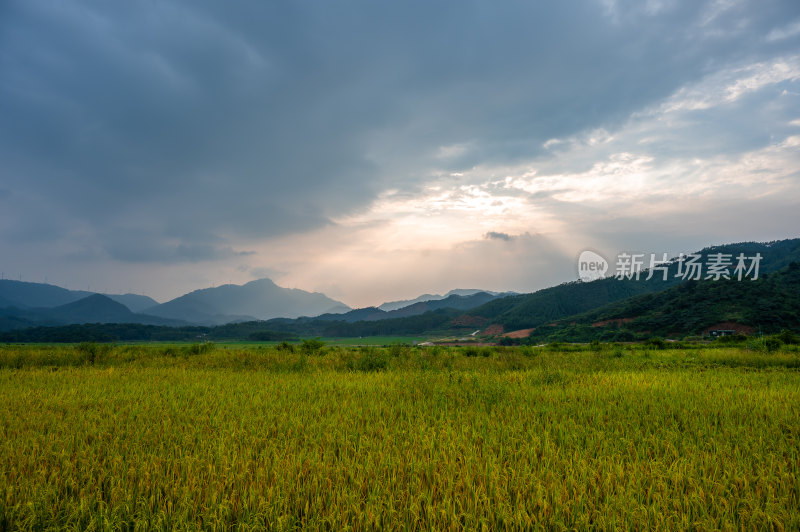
(1, 342, 799, 529)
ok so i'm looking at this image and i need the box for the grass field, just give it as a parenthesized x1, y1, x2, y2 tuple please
(1, 343, 799, 530)
(313, 336, 429, 346)
(149, 337, 429, 347)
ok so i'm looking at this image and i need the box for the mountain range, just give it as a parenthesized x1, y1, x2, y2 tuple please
(187, 238, 800, 341)
(0, 280, 158, 312)
(0, 293, 180, 331)
(377, 289, 514, 312)
(141, 278, 351, 325)
(0, 277, 509, 331)
(1, 238, 798, 341)
(312, 291, 517, 323)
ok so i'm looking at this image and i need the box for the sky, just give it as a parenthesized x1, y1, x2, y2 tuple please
(1, 0, 799, 308)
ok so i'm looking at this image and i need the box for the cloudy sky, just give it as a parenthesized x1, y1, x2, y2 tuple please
(1, 0, 799, 307)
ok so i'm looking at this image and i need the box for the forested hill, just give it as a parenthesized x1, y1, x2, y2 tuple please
(524, 261, 800, 343)
(466, 239, 800, 331)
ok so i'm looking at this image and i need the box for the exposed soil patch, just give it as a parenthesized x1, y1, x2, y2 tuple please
(482, 324, 504, 336)
(503, 328, 536, 339)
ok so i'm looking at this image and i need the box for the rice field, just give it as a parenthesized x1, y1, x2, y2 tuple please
(1, 343, 799, 530)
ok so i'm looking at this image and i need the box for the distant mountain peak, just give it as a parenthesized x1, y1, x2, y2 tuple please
(445, 289, 490, 297)
(378, 288, 515, 312)
(44, 294, 136, 324)
(144, 278, 350, 324)
(244, 278, 279, 287)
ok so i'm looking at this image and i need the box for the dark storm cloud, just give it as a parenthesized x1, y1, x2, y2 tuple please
(98, 227, 256, 264)
(1, 0, 799, 262)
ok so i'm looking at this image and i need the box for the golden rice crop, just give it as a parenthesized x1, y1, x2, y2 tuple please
(0, 344, 798, 530)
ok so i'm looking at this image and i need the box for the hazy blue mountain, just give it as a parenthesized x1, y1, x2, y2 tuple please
(145, 278, 350, 325)
(0, 280, 91, 308)
(378, 293, 440, 312)
(313, 291, 510, 322)
(46, 294, 153, 324)
(378, 289, 512, 311)
(0, 314, 39, 332)
(0, 294, 182, 331)
(445, 289, 516, 297)
(312, 307, 388, 323)
(383, 292, 507, 318)
(0, 305, 51, 331)
(105, 294, 159, 313)
(0, 279, 159, 314)
(321, 304, 351, 315)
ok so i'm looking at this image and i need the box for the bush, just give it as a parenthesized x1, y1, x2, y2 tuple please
(776, 329, 800, 345)
(75, 342, 111, 365)
(463, 346, 493, 357)
(354, 349, 389, 371)
(716, 334, 748, 344)
(518, 345, 537, 357)
(765, 337, 783, 353)
(643, 337, 666, 350)
(301, 338, 326, 354)
(463, 346, 479, 357)
(388, 344, 407, 357)
(747, 336, 784, 353)
(613, 331, 636, 342)
(277, 341, 295, 353)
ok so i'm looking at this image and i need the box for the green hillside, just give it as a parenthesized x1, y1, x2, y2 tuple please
(523, 261, 800, 343)
(472, 239, 800, 332)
